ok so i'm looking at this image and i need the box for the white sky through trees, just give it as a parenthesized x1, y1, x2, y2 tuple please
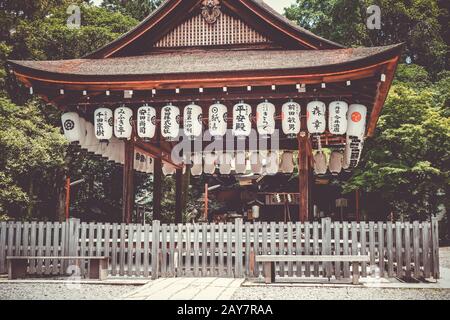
(90, 0, 295, 14)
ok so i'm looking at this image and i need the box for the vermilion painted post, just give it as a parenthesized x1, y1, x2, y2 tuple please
(65, 177, 70, 221)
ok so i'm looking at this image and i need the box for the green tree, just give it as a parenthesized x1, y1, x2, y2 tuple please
(0, 97, 67, 219)
(285, 0, 448, 75)
(343, 65, 449, 223)
(101, 0, 162, 21)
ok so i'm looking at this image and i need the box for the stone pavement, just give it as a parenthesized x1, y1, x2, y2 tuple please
(122, 277, 245, 300)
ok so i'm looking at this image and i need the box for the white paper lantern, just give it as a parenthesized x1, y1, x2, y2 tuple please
(252, 205, 260, 219)
(184, 104, 203, 139)
(219, 152, 233, 175)
(250, 152, 263, 175)
(345, 136, 364, 169)
(307, 101, 326, 134)
(329, 151, 344, 175)
(137, 105, 156, 140)
(232, 102, 252, 138)
(84, 122, 99, 154)
(94, 108, 113, 141)
(61, 112, 82, 143)
(280, 151, 295, 174)
(161, 104, 180, 140)
(235, 151, 247, 174)
(256, 101, 276, 136)
(347, 104, 367, 138)
(78, 117, 88, 147)
(328, 101, 348, 135)
(314, 151, 328, 175)
(191, 153, 203, 176)
(114, 106, 133, 139)
(343, 145, 350, 171)
(163, 163, 177, 176)
(209, 103, 228, 137)
(281, 101, 301, 137)
(204, 152, 217, 175)
(265, 151, 279, 175)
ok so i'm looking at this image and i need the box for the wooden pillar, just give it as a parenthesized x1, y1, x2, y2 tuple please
(65, 177, 70, 221)
(298, 132, 310, 223)
(153, 157, 162, 221)
(204, 183, 209, 221)
(356, 189, 360, 222)
(175, 168, 183, 224)
(122, 139, 135, 224)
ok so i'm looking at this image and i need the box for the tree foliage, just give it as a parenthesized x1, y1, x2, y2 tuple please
(100, 0, 162, 21)
(285, 0, 449, 75)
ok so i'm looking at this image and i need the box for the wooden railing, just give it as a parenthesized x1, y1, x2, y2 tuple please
(0, 218, 440, 280)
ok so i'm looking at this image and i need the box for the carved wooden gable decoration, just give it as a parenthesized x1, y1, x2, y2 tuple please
(154, 10, 271, 48)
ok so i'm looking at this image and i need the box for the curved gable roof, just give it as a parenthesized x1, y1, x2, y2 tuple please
(86, 0, 344, 59)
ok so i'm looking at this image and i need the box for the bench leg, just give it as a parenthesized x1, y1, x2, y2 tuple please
(352, 262, 360, 285)
(88, 259, 109, 280)
(263, 262, 275, 284)
(9, 260, 28, 280)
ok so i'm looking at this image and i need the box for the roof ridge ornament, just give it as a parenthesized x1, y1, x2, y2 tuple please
(202, 0, 221, 24)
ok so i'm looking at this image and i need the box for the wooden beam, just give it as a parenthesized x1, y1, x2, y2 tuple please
(122, 139, 135, 224)
(298, 132, 310, 223)
(153, 157, 162, 221)
(175, 168, 183, 224)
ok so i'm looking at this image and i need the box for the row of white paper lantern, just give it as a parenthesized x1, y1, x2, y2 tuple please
(313, 142, 364, 176)
(61, 101, 367, 144)
(184, 150, 296, 177)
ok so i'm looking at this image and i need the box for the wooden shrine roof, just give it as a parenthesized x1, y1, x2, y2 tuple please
(9, 45, 400, 79)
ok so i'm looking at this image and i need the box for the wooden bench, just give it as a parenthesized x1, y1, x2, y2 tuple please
(256, 255, 370, 285)
(6, 256, 109, 280)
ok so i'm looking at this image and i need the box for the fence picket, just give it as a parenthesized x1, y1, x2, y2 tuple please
(143, 224, 150, 277)
(0, 222, 7, 273)
(360, 222, 367, 277)
(295, 222, 302, 277)
(395, 222, 403, 277)
(135, 224, 142, 277)
(36, 222, 44, 275)
(386, 222, 394, 277)
(218, 223, 224, 277)
(111, 224, 118, 276)
(119, 224, 126, 276)
(342, 222, 349, 278)
(422, 222, 430, 278)
(304, 222, 311, 277)
(313, 221, 319, 277)
(431, 218, 439, 279)
(368, 222, 375, 273)
(226, 223, 233, 277)
(334, 221, 341, 280)
(378, 222, 385, 277)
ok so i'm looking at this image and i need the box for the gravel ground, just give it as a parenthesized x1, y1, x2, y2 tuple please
(0, 283, 136, 300)
(231, 286, 450, 300)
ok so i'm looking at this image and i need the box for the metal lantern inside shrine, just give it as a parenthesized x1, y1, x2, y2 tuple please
(134, 151, 141, 171)
(114, 106, 133, 140)
(250, 152, 263, 175)
(184, 104, 203, 140)
(203, 152, 217, 175)
(265, 151, 279, 175)
(163, 163, 176, 176)
(94, 108, 113, 142)
(137, 105, 156, 141)
(328, 101, 348, 135)
(232, 102, 252, 138)
(329, 151, 344, 175)
(347, 104, 367, 138)
(61, 112, 82, 143)
(314, 151, 328, 175)
(235, 151, 247, 174)
(191, 153, 203, 176)
(280, 151, 295, 174)
(219, 152, 233, 175)
(256, 101, 276, 136)
(307, 101, 326, 134)
(161, 104, 180, 140)
(209, 103, 228, 137)
(281, 101, 301, 138)
(145, 157, 154, 174)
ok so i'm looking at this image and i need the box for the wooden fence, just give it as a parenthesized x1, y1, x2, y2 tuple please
(0, 218, 440, 280)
